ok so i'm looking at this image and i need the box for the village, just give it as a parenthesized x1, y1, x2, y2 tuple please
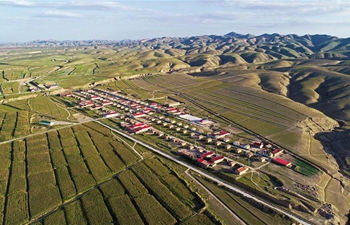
(59, 87, 295, 177)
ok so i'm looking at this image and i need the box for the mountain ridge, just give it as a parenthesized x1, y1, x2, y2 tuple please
(1, 32, 348, 56)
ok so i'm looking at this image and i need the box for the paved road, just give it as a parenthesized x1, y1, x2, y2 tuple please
(96, 120, 311, 225)
(185, 169, 246, 225)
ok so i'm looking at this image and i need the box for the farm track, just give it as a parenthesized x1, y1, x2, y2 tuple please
(140, 75, 292, 127)
(49, 131, 79, 195)
(185, 169, 246, 225)
(2, 142, 15, 225)
(138, 74, 301, 128)
(224, 192, 267, 225)
(49, 97, 72, 121)
(181, 93, 291, 129)
(92, 63, 99, 75)
(30, 160, 143, 224)
(136, 76, 162, 90)
(178, 92, 333, 176)
(67, 67, 76, 75)
(111, 132, 143, 160)
(140, 76, 169, 92)
(27, 124, 145, 224)
(215, 88, 307, 119)
(95, 120, 310, 225)
(191, 91, 298, 125)
(140, 74, 201, 91)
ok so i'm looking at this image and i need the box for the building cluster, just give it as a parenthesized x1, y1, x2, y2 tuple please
(178, 148, 224, 168)
(233, 141, 292, 167)
(25, 80, 59, 92)
(62, 88, 190, 119)
(178, 147, 249, 175)
(60, 87, 293, 173)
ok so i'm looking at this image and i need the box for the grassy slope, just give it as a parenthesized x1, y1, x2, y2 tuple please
(1, 43, 350, 223)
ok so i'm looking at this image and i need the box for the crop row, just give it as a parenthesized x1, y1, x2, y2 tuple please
(188, 91, 296, 128)
(0, 111, 30, 142)
(29, 96, 69, 120)
(38, 156, 207, 225)
(132, 162, 193, 221)
(144, 74, 201, 89)
(216, 87, 306, 120)
(0, 121, 142, 224)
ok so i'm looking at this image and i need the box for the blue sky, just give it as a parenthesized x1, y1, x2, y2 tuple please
(0, 0, 349, 43)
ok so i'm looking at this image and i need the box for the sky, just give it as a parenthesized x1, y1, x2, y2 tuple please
(0, 0, 350, 43)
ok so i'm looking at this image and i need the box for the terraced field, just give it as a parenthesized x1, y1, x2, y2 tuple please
(133, 73, 334, 157)
(0, 121, 215, 224)
(2, 33, 350, 224)
(0, 111, 30, 142)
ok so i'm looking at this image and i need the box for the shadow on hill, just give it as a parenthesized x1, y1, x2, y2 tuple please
(315, 127, 350, 178)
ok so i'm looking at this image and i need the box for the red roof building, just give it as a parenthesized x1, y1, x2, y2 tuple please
(90, 95, 100, 100)
(253, 142, 264, 149)
(60, 92, 73, 97)
(79, 101, 94, 108)
(132, 112, 146, 118)
(216, 130, 229, 139)
(197, 158, 211, 168)
(199, 151, 214, 158)
(102, 100, 112, 106)
(126, 123, 151, 134)
(273, 158, 291, 167)
(209, 155, 225, 164)
(271, 149, 283, 157)
(143, 108, 152, 113)
(178, 149, 196, 159)
(235, 166, 249, 175)
(167, 108, 178, 113)
(91, 104, 103, 110)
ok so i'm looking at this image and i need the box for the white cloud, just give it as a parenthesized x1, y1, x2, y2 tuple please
(0, 0, 34, 6)
(202, 0, 350, 16)
(0, 0, 135, 11)
(42, 10, 83, 18)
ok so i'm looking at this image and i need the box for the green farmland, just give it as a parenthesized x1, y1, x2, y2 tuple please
(1, 33, 350, 224)
(0, 122, 217, 224)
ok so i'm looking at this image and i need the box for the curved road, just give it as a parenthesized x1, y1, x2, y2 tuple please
(95, 120, 311, 225)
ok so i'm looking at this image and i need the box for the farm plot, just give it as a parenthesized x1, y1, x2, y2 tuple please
(47, 131, 62, 150)
(115, 79, 152, 99)
(13, 111, 30, 137)
(43, 209, 66, 225)
(8, 141, 215, 225)
(118, 170, 148, 198)
(110, 140, 139, 166)
(1, 82, 19, 95)
(0, 112, 17, 141)
(5, 99, 31, 111)
(108, 195, 145, 225)
(64, 201, 87, 224)
(142, 74, 203, 90)
(134, 194, 177, 225)
(144, 157, 170, 177)
(131, 76, 162, 91)
(196, 175, 295, 225)
(29, 96, 69, 120)
(325, 179, 350, 216)
(184, 90, 299, 129)
(0, 120, 139, 224)
(80, 189, 113, 224)
(132, 163, 193, 221)
(55, 166, 76, 200)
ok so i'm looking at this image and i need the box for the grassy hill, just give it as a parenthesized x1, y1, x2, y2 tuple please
(3, 32, 350, 224)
